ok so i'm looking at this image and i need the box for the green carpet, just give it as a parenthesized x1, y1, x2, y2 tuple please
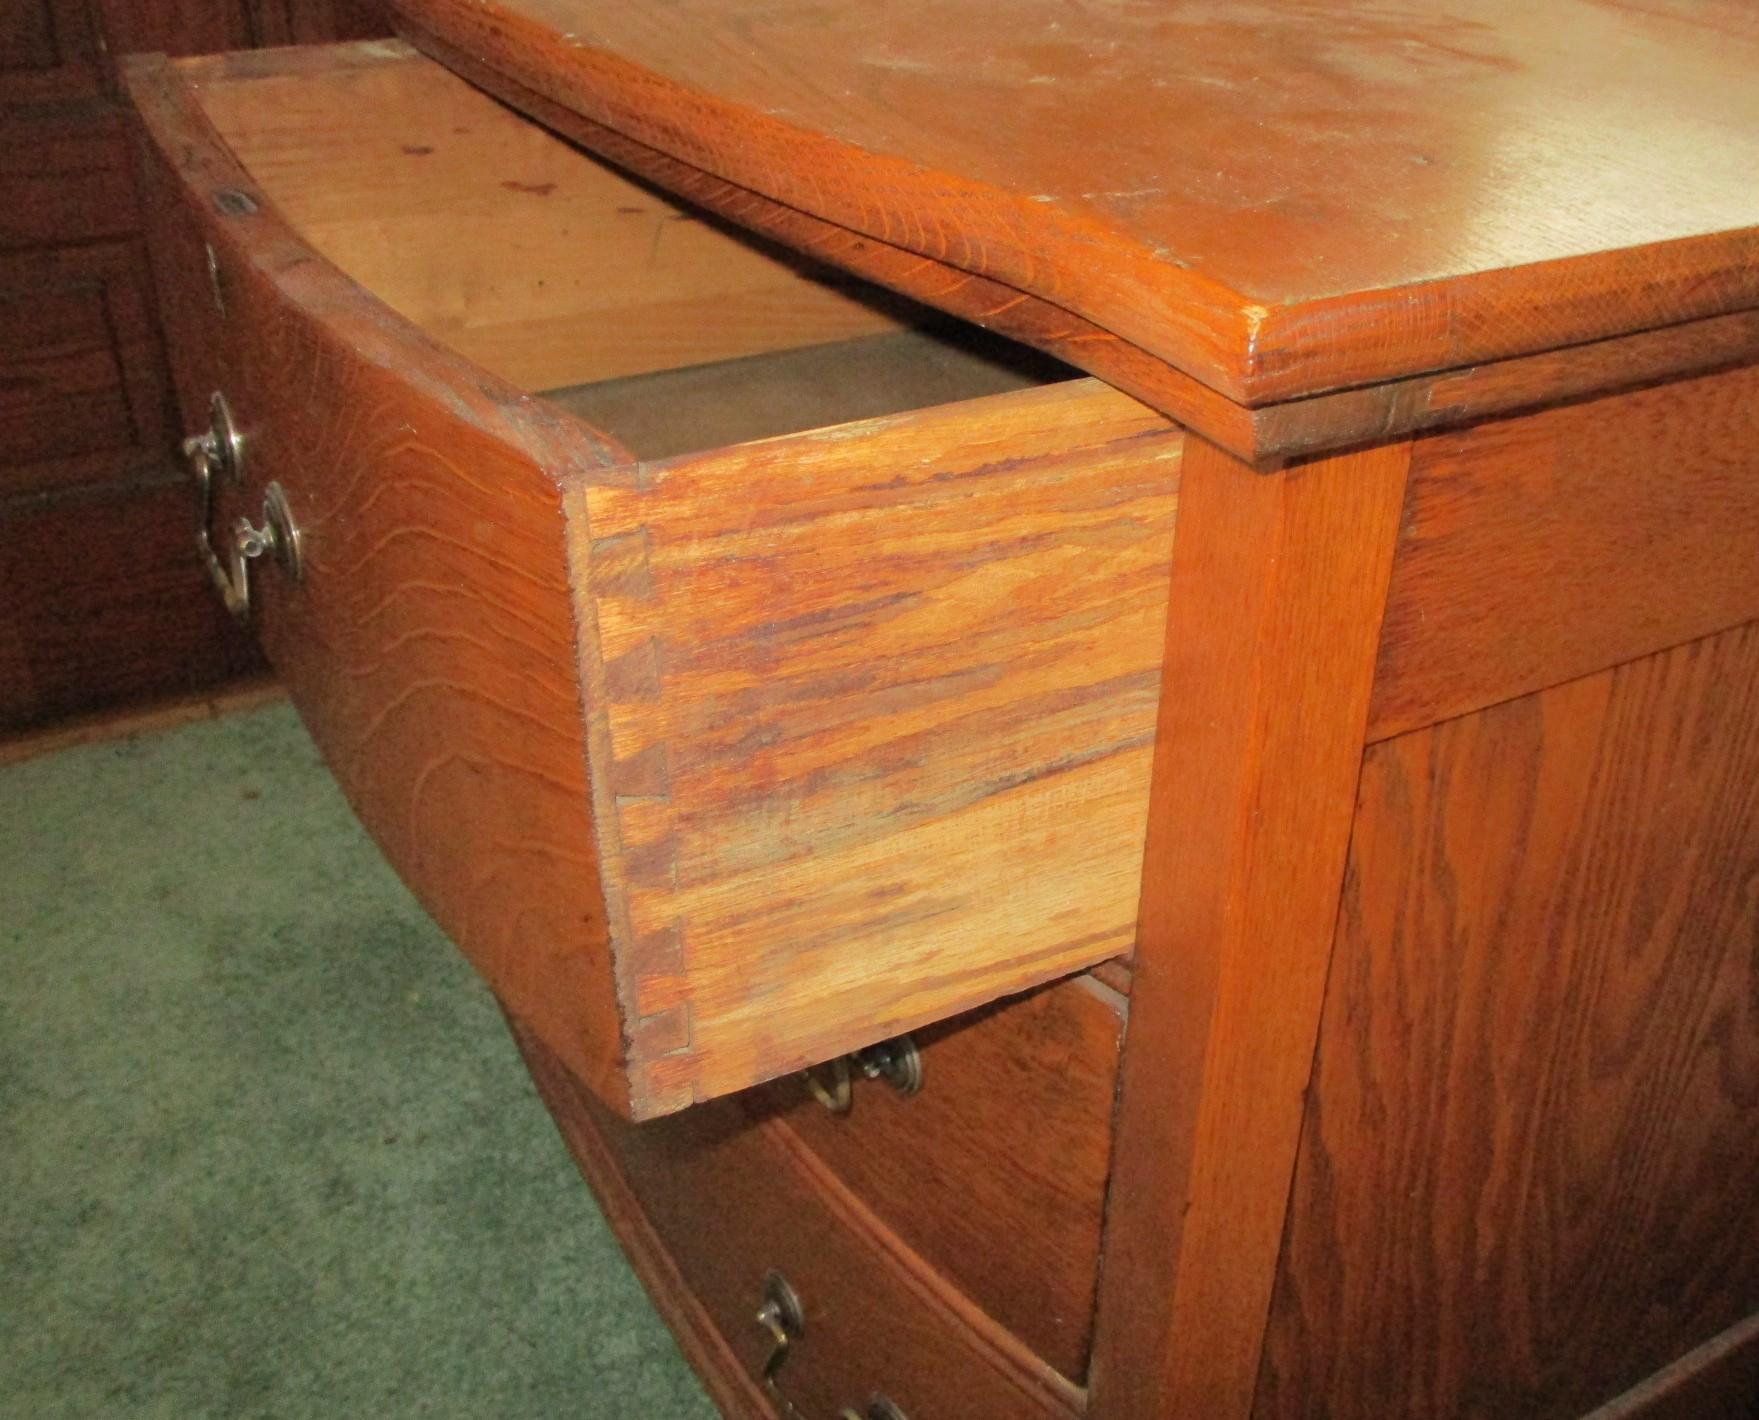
(0, 702, 717, 1419)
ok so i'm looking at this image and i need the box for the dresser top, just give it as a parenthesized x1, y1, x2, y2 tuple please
(393, 0, 1759, 411)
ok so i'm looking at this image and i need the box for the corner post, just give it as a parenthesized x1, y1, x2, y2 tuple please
(1089, 432, 1413, 1419)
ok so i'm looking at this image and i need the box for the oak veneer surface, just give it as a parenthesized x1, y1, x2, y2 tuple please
(1091, 435, 1414, 1420)
(130, 42, 1181, 1117)
(129, 51, 637, 1107)
(392, 0, 1759, 410)
(1257, 622, 1759, 1420)
(1370, 359, 1759, 740)
(751, 976, 1124, 1382)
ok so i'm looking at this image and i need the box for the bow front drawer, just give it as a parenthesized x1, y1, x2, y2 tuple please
(125, 40, 1181, 1119)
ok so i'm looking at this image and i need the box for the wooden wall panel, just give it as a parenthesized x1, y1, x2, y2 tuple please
(0, 107, 137, 250)
(1, 1, 387, 738)
(1257, 622, 1759, 1420)
(0, 243, 172, 497)
(0, 479, 263, 730)
(0, 0, 100, 104)
(1370, 361, 1759, 741)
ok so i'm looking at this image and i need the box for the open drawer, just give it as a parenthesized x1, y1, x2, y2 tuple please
(124, 39, 1182, 1118)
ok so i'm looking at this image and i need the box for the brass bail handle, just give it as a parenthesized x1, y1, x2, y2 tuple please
(803, 1034, 924, 1115)
(753, 1270, 804, 1386)
(182, 390, 302, 622)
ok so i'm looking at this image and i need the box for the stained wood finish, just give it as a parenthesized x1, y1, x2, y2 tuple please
(1258, 622, 1759, 1420)
(1, 4, 393, 741)
(0, 0, 100, 104)
(128, 50, 635, 1104)
(0, 242, 172, 498)
(181, 42, 911, 395)
(1370, 360, 1759, 740)
(89, 0, 386, 65)
(0, 106, 137, 250)
(509, 1016, 782, 1420)
(1090, 434, 1414, 1420)
(392, 0, 1759, 415)
(750, 975, 1124, 1382)
(569, 380, 1177, 1112)
(1585, 1312, 1759, 1420)
(243, 0, 387, 46)
(0, 477, 261, 732)
(399, 17, 1759, 466)
(555, 1044, 1082, 1420)
(131, 42, 1179, 1118)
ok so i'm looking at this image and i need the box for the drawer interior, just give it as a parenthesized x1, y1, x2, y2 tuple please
(148, 40, 1181, 1117)
(183, 40, 1075, 457)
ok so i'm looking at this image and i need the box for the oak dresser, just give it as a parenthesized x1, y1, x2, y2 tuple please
(122, 3, 1759, 1417)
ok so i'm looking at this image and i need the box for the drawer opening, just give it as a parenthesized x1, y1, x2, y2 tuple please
(139, 38, 1179, 1118)
(184, 39, 1076, 460)
(538, 321, 1072, 461)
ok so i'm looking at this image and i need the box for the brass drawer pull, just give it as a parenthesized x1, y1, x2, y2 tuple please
(840, 1398, 909, 1420)
(804, 1034, 924, 1115)
(183, 390, 302, 621)
(754, 1269, 804, 1385)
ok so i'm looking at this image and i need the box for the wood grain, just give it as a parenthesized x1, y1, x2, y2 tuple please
(398, 22, 1759, 465)
(1258, 622, 1759, 1420)
(88, 0, 387, 65)
(0, 477, 263, 733)
(0, 242, 172, 498)
(128, 50, 635, 1106)
(749, 974, 1124, 1382)
(568, 380, 1179, 1112)
(391, 0, 1759, 408)
(1370, 360, 1759, 740)
(508, 1015, 783, 1420)
(1090, 434, 1413, 1420)
(0, 104, 138, 251)
(569, 1046, 1082, 1419)
(132, 43, 1181, 1119)
(180, 42, 913, 396)
(0, 0, 99, 104)
(1585, 1311, 1759, 1420)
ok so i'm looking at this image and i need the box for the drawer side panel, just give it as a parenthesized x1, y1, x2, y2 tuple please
(568, 381, 1179, 1111)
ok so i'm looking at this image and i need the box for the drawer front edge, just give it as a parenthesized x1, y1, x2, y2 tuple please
(124, 50, 641, 1110)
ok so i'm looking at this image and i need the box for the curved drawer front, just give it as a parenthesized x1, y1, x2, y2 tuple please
(128, 53, 633, 1102)
(127, 41, 1182, 1120)
(751, 975, 1124, 1382)
(569, 1067, 1083, 1420)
